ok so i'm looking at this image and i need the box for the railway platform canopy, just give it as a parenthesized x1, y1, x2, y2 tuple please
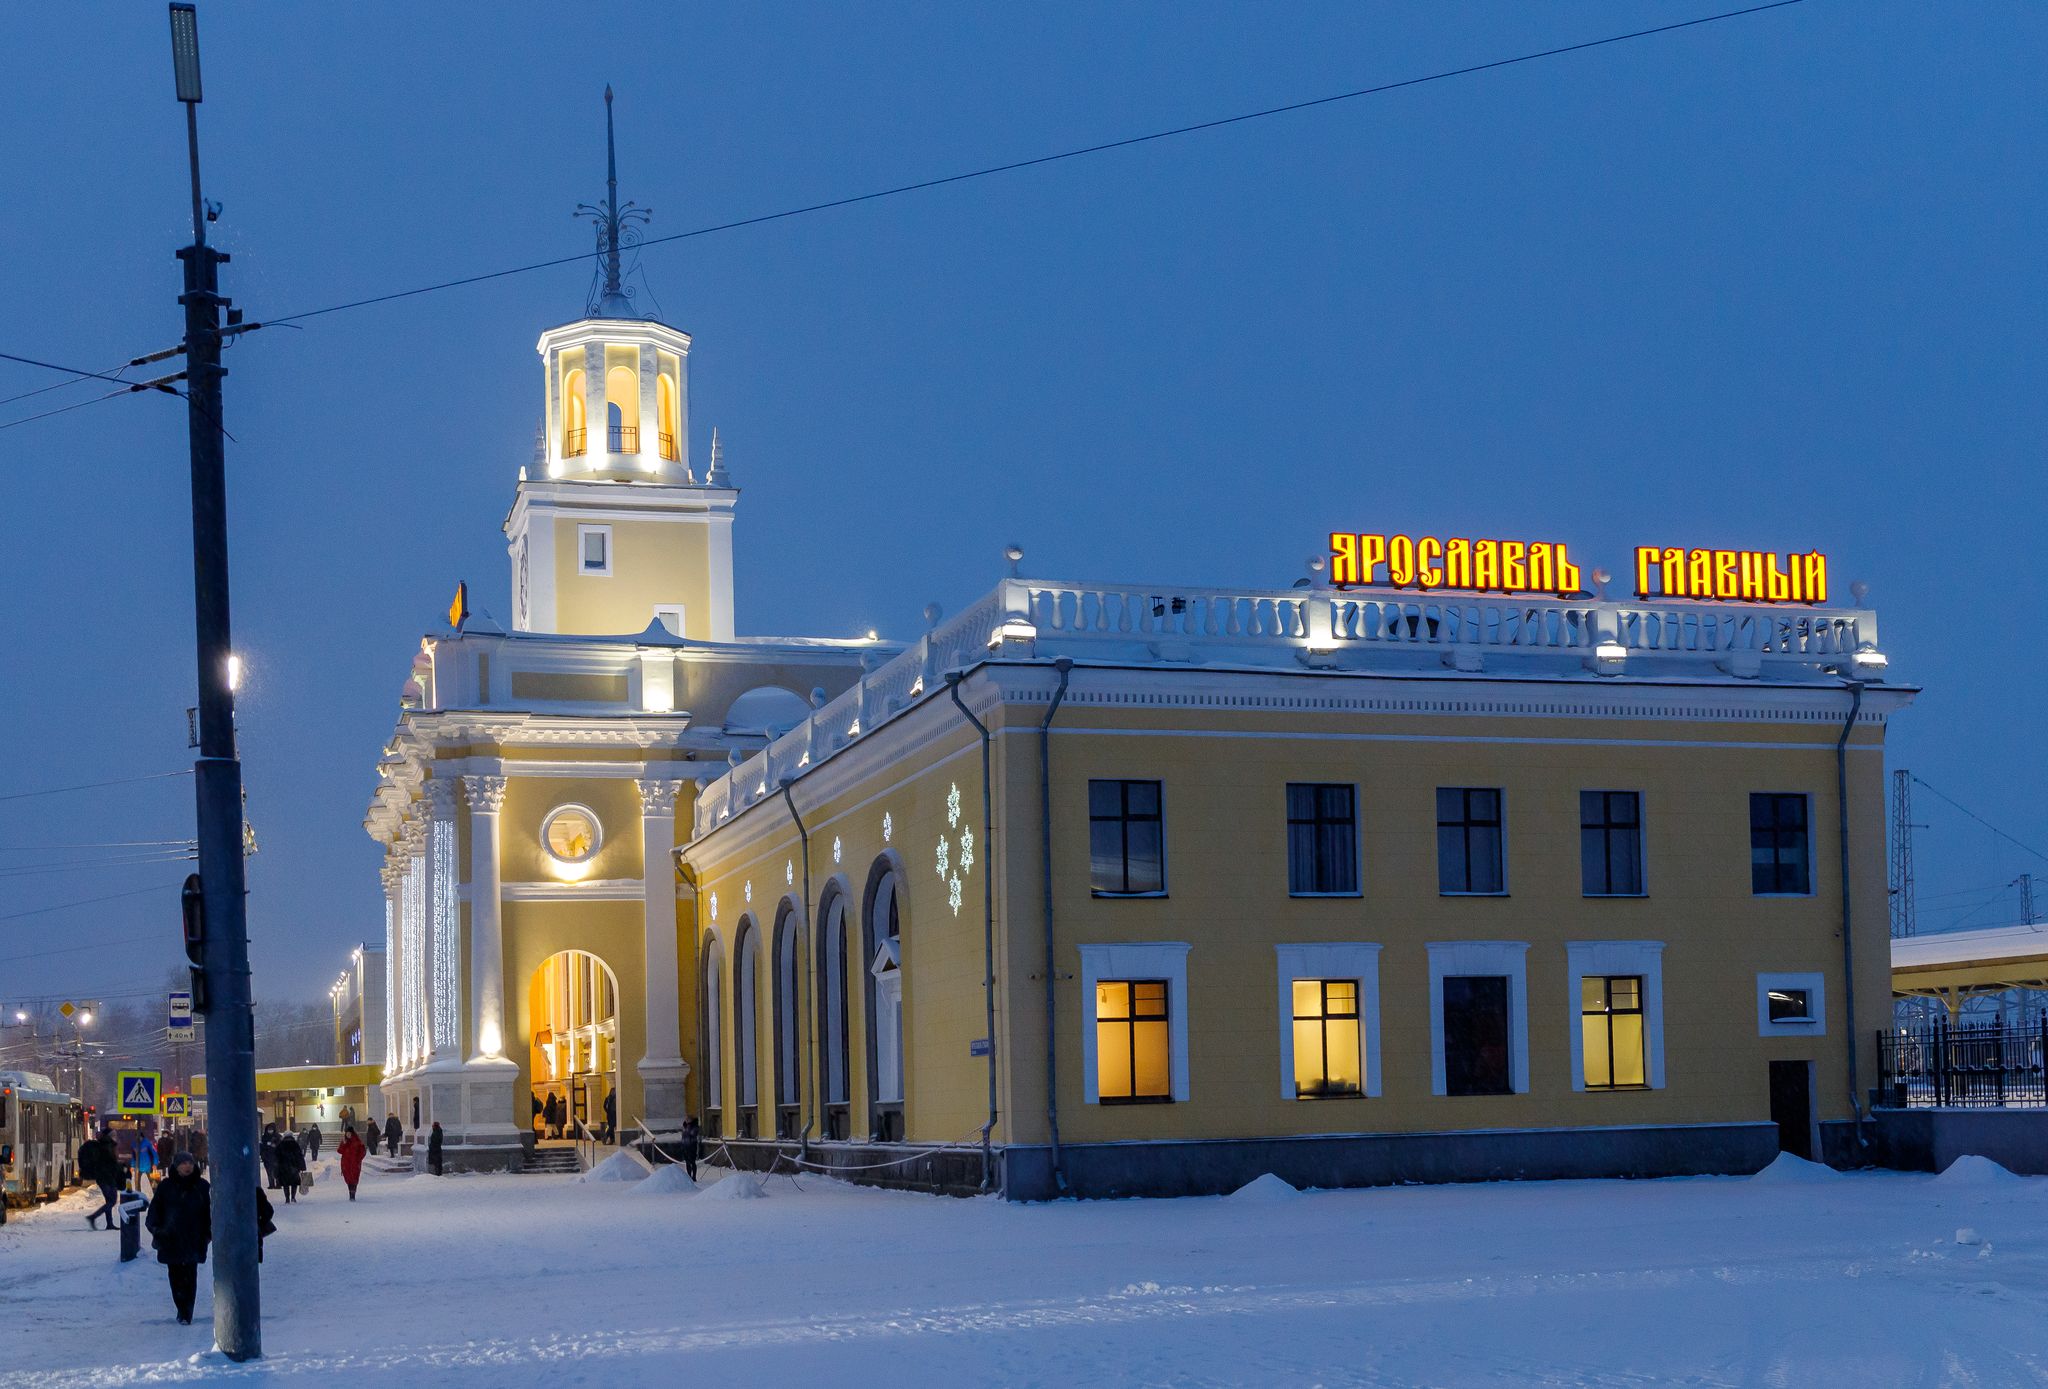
(1892, 922, 2048, 1018)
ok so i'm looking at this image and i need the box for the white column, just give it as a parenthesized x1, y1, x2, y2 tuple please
(424, 779, 461, 1061)
(635, 777, 691, 1138)
(463, 775, 509, 1059)
(379, 858, 403, 1076)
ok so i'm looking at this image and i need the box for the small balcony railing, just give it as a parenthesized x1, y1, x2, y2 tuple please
(658, 431, 679, 462)
(609, 424, 638, 453)
(564, 428, 587, 458)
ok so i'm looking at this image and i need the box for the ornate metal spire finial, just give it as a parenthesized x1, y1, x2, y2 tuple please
(575, 85, 651, 319)
(705, 427, 731, 487)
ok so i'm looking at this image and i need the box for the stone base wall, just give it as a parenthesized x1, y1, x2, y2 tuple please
(1864, 1108, 2048, 1174)
(690, 1136, 991, 1197)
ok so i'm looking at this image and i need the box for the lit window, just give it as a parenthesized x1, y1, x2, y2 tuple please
(541, 805, 601, 865)
(1437, 788, 1505, 894)
(1750, 793, 1810, 894)
(1580, 975, 1647, 1089)
(1580, 791, 1644, 896)
(1089, 780, 1164, 896)
(1287, 784, 1358, 895)
(1095, 979, 1171, 1103)
(578, 524, 612, 576)
(1768, 988, 1814, 1023)
(1290, 979, 1362, 1098)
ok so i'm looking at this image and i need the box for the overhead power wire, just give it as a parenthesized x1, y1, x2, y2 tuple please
(0, 769, 193, 804)
(1913, 775, 2048, 867)
(0, 932, 165, 966)
(0, 881, 184, 924)
(260, 0, 1809, 328)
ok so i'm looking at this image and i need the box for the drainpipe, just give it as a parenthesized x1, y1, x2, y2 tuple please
(1835, 680, 1866, 1154)
(945, 671, 1000, 1192)
(1039, 658, 1073, 1196)
(777, 779, 815, 1160)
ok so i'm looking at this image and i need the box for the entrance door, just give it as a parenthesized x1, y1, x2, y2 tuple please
(1769, 1059, 1813, 1159)
(1443, 975, 1512, 1096)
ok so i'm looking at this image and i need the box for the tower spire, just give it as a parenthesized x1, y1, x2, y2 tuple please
(576, 85, 651, 319)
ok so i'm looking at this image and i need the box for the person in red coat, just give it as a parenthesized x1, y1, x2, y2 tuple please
(337, 1126, 367, 1201)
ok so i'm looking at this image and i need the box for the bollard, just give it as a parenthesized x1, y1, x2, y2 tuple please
(118, 1193, 148, 1263)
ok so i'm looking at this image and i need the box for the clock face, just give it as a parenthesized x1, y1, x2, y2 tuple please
(542, 806, 601, 864)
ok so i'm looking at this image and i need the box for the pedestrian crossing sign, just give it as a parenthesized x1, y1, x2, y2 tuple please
(162, 1093, 189, 1117)
(115, 1070, 162, 1116)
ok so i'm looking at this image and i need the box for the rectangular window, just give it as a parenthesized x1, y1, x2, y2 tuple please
(1442, 975, 1513, 1095)
(1767, 987, 1814, 1023)
(1750, 793, 1810, 894)
(578, 524, 612, 575)
(1090, 780, 1164, 895)
(1291, 979, 1362, 1098)
(1436, 787, 1505, 894)
(1095, 979, 1171, 1103)
(653, 604, 686, 636)
(1580, 791, 1644, 896)
(1287, 784, 1359, 895)
(1580, 975, 1647, 1089)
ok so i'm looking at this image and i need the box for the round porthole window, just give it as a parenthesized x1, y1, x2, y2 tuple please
(541, 805, 602, 865)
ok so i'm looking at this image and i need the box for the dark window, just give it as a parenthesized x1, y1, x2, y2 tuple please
(1287, 784, 1359, 895)
(1096, 979, 1172, 1102)
(1580, 975, 1647, 1089)
(1436, 788, 1505, 894)
(1750, 793, 1810, 894)
(1580, 791, 1644, 896)
(1767, 988, 1814, 1023)
(1090, 780, 1164, 895)
(1442, 975, 1512, 1095)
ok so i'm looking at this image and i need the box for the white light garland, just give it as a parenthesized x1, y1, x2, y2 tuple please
(744, 880, 753, 905)
(947, 783, 962, 828)
(882, 811, 893, 843)
(832, 835, 843, 865)
(948, 873, 963, 917)
(785, 859, 794, 888)
(936, 835, 950, 880)
(430, 817, 460, 1052)
(960, 826, 975, 875)
(710, 891, 719, 922)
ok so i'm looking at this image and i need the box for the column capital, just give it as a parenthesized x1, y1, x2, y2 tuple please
(462, 774, 509, 814)
(635, 778, 689, 816)
(379, 860, 406, 893)
(400, 815, 429, 857)
(423, 777, 460, 819)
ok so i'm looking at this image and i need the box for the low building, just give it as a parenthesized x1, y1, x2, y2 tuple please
(682, 560, 1911, 1198)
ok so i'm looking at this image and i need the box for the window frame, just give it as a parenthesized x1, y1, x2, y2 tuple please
(577, 523, 614, 577)
(1749, 792, 1813, 897)
(1079, 942, 1190, 1104)
(1566, 940, 1667, 1092)
(1286, 782, 1362, 897)
(1093, 978, 1174, 1105)
(1579, 975, 1647, 1091)
(652, 604, 686, 637)
(1088, 778, 1167, 898)
(1436, 787, 1508, 896)
(1426, 941, 1529, 1095)
(1275, 943, 1383, 1100)
(1757, 971, 1826, 1036)
(1579, 789, 1647, 898)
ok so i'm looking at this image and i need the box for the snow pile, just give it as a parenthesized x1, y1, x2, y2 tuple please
(699, 1171, 768, 1201)
(1955, 1227, 1982, 1246)
(580, 1150, 650, 1184)
(1229, 1173, 1302, 1203)
(1748, 1152, 1837, 1184)
(1936, 1155, 2022, 1186)
(633, 1164, 700, 1196)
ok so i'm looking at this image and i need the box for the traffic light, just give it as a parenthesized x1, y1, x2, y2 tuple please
(180, 874, 209, 1013)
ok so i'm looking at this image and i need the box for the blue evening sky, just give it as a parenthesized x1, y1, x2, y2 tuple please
(2, 2, 2042, 1019)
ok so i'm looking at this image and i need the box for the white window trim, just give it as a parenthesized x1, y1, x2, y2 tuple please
(1758, 971, 1826, 1036)
(1079, 942, 1190, 1104)
(1566, 940, 1667, 1092)
(1749, 791, 1816, 898)
(577, 523, 613, 577)
(1275, 943, 1382, 1100)
(652, 604, 686, 637)
(1427, 940, 1530, 1096)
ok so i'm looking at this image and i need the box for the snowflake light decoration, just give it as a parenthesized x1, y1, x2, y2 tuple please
(709, 891, 719, 922)
(948, 873, 963, 916)
(882, 811, 893, 843)
(744, 880, 753, 905)
(946, 783, 962, 828)
(785, 859, 794, 888)
(832, 835, 843, 865)
(960, 826, 975, 874)
(936, 835, 950, 880)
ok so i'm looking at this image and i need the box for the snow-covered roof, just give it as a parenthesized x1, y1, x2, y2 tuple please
(1892, 922, 2048, 972)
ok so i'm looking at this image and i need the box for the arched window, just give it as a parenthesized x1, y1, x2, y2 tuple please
(605, 364, 640, 453)
(700, 938, 723, 1124)
(734, 919, 760, 1114)
(774, 908, 802, 1123)
(656, 374, 679, 462)
(562, 369, 587, 457)
(818, 891, 850, 1116)
(864, 866, 904, 1138)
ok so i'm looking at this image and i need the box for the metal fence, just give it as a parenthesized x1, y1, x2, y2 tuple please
(1878, 1019, 2048, 1108)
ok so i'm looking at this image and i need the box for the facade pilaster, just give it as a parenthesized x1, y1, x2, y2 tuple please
(462, 775, 510, 1060)
(635, 776, 692, 1137)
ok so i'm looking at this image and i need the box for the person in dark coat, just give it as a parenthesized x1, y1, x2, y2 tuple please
(364, 1118, 380, 1156)
(145, 1153, 210, 1325)
(337, 1126, 366, 1200)
(426, 1121, 445, 1176)
(259, 1124, 280, 1189)
(678, 1116, 700, 1182)
(274, 1131, 306, 1203)
(602, 1089, 616, 1144)
(531, 1093, 543, 1137)
(256, 1184, 276, 1262)
(383, 1113, 402, 1156)
(543, 1093, 562, 1139)
(82, 1131, 121, 1230)
(303, 1125, 321, 1163)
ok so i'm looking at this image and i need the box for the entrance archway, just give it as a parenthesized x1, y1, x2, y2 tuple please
(528, 949, 620, 1143)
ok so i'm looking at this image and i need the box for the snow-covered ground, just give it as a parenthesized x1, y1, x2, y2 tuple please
(5, 1153, 2047, 1387)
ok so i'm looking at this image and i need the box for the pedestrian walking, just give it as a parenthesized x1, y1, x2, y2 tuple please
(259, 1124, 280, 1190)
(602, 1089, 617, 1144)
(303, 1125, 322, 1163)
(337, 1126, 366, 1200)
(189, 1128, 209, 1173)
(427, 1121, 444, 1176)
(81, 1130, 121, 1231)
(364, 1120, 380, 1156)
(679, 1116, 700, 1182)
(531, 1092, 543, 1137)
(383, 1113, 402, 1157)
(144, 1152, 210, 1326)
(275, 1130, 306, 1203)
(256, 1184, 276, 1262)
(543, 1092, 562, 1140)
(133, 1133, 159, 1193)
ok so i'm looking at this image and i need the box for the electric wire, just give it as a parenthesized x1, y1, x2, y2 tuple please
(0, 770, 193, 804)
(1913, 775, 2048, 866)
(0, 882, 184, 924)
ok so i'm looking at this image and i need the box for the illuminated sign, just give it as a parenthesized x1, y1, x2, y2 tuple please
(1329, 532, 1584, 598)
(1634, 548, 1826, 604)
